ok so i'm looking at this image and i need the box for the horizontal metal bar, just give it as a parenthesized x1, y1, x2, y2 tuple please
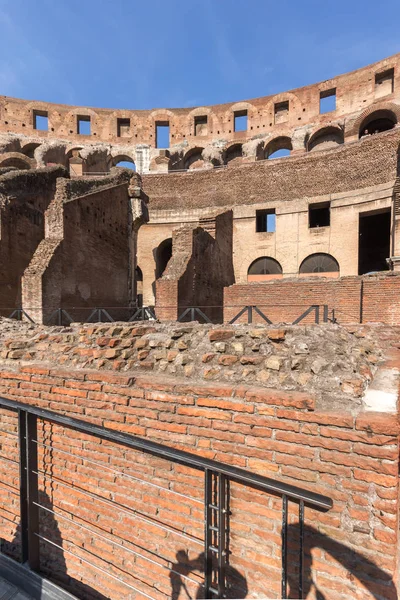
(3, 398, 332, 510)
(34, 468, 203, 546)
(36, 502, 200, 586)
(35, 534, 156, 600)
(33, 439, 203, 505)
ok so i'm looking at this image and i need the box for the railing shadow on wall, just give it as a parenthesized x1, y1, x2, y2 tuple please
(0, 398, 335, 599)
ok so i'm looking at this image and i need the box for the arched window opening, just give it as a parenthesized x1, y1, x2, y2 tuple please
(308, 128, 344, 152)
(21, 143, 41, 159)
(184, 148, 204, 170)
(225, 144, 243, 164)
(359, 110, 397, 138)
(115, 158, 136, 170)
(0, 157, 31, 170)
(247, 257, 283, 281)
(265, 137, 292, 159)
(299, 253, 339, 277)
(156, 238, 172, 279)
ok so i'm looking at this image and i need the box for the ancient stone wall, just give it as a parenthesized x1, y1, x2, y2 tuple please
(0, 358, 398, 599)
(0, 166, 68, 314)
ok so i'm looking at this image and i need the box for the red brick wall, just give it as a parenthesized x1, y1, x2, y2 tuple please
(224, 274, 400, 325)
(0, 366, 398, 599)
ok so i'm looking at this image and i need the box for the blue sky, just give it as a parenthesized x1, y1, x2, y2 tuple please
(0, 0, 399, 110)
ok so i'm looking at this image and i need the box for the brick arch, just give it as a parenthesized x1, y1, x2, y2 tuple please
(0, 152, 33, 169)
(346, 101, 400, 137)
(264, 135, 292, 158)
(307, 125, 344, 152)
(183, 146, 205, 170)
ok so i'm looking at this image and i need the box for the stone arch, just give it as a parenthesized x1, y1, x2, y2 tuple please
(111, 154, 136, 170)
(183, 147, 205, 170)
(186, 106, 217, 138)
(358, 109, 397, 138)
(225, 143, 243, 165)
(0, 152, 32, 170)
(299, 253, 339, 277)
(21, 142, 41, 159)
(247, 257, 283, 281)
(307, 126, 344, 152)
(265, 136, 292, 159)
(346, 101, 400, 137)
(35, 143, 68, 167)
(155, 238, 173, 279)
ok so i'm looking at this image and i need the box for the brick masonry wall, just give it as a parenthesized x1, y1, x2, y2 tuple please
(224, 273, 400, 325)
(0, 365, 399, 599)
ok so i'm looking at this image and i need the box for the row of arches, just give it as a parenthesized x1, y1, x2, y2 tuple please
(247, 254, 340, 280)
(178, 108, 398, 170)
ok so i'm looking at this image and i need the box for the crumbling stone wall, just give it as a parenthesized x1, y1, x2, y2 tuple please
(156, 211, 235, 322)
(0, 166, 67, 314)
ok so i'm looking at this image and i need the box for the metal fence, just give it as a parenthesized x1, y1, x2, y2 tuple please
(0, 397, 332, 599)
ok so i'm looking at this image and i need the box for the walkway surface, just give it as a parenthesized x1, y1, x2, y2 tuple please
(0, 575, 33, 600)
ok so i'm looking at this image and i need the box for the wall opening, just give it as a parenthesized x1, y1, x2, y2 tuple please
(184, 148, 204, 170)
(156, 238, 172, 278)
(375, 68, 394, 98)
(33, 110, 48, 131)
(136, 266, 143, 307)
(309, 202, 330, 228)
(299, 253, 339, 276)
(77, 116, 91, 135)
(156, 122, 170, 148)
(117, 118, 131, 137)
(265, 137, 292, 159)
(247, 257, 282, 281)
(256, 209, 276, 232)
(115, 160, 135, 170)
(194, 115, 208, 136)
(359, 109, 397, 138)
(234, 110, 248, 132)
(358, 209, 391, 274)
(225, 144, 243, 164)
(274, 101, 289, 124)
(319, 89, 336, 114)
(308, 127, 344, 152)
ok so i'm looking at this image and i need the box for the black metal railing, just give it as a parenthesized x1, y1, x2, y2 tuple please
(0, 396, 332, 599)
(229, 304, 329, 325)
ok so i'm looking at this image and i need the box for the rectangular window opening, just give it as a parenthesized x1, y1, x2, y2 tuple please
(274, 101, 289, 124)
(77, 115, 91, 135)
(256, 209, 276, 233)
(375, 68, 394, 98)
(33, 110, 48, 131)
(309, 202, 331, 228)
(194, 115, 208, 136)
(117, 118, 131, 137)
(156, 121, 170, 148)
(234, 110, 248, 132)
(319, 89, 336, 114)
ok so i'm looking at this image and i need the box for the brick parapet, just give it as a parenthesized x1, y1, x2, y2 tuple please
(0, 364, 398, 598)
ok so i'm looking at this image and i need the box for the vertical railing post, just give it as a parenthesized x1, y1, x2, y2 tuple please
(204, 469, 213, 598)
(247, 306, 253, 324)
(323, 305, 328, 323)
(281, 494, 288, 599)
(19, 410, 40, 571)
(314, 305, 320, 324)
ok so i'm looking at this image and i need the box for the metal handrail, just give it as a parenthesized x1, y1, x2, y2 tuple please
(0, 396, 331, 509)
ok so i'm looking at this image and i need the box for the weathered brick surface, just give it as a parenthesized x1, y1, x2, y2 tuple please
(224, 273, 400, 325)
(0, 365, 399, 599)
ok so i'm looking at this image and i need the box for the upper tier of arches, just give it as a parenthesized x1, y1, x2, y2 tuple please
(0, 53, 399, 156)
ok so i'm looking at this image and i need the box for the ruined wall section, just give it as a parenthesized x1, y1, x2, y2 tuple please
(0, 166, 68, 313)
(0, 53, 399, 151)
(22, 169, 147, 323)
(142, 128, 400, 211)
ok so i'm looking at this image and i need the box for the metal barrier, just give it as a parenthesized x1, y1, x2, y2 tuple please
(0, 397, 332, 599)
(178, 307, 212, 323)
(229, 304, 329, 325)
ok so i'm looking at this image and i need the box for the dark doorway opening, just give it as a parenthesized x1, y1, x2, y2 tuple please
(358, 210, 391, 274)
(156, 238, 172, 278)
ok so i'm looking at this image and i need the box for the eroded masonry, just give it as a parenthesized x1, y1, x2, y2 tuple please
(0, 54, 399, 600)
